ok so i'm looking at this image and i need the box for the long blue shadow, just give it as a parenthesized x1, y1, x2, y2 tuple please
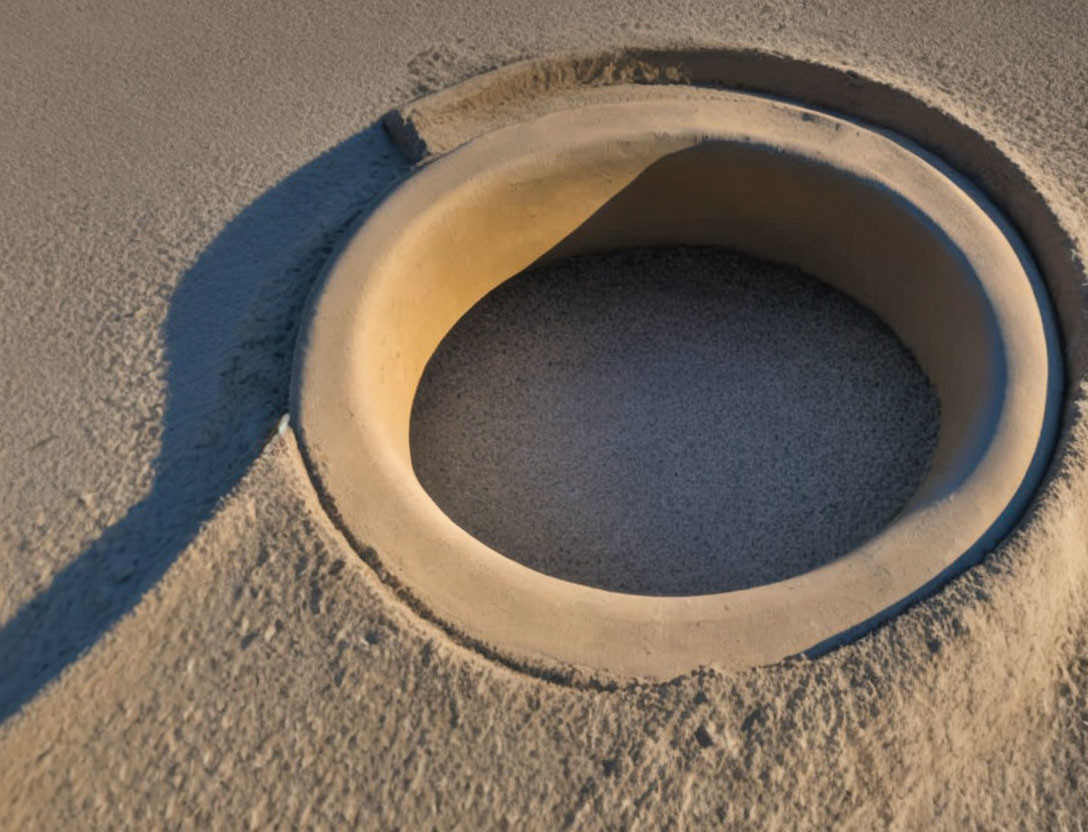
(0, 122, 410, 723)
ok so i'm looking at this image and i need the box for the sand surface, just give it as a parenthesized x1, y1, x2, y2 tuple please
(412, 246, 938, 595)
(2, 0, 1088, 829)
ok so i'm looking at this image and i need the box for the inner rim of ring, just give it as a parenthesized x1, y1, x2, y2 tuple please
(365, 140, 1004, 517)
(408, 243, 942, 595)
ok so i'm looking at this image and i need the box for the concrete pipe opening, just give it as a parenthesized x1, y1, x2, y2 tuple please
(292, 94, 1060, 679)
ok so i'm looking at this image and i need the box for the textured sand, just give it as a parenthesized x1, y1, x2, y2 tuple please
(412, 246, 939, 595)
(2, 1, 1088, 829)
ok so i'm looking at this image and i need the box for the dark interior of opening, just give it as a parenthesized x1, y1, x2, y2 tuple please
(410, 245, 939, 596)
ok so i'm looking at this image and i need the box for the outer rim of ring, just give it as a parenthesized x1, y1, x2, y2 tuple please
(291, 86, 1062, 681)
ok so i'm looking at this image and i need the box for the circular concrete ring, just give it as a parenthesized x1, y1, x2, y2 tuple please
(292, 93, 1061, 679)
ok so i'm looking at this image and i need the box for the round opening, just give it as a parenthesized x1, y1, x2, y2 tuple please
(410, 245, 940, 596)
(293, 94, 1058, 677)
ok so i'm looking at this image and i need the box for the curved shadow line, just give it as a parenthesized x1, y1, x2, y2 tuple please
(0, 122, 410, 724)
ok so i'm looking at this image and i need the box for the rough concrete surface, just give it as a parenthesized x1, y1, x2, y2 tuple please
(1, 0, 1088, 829)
